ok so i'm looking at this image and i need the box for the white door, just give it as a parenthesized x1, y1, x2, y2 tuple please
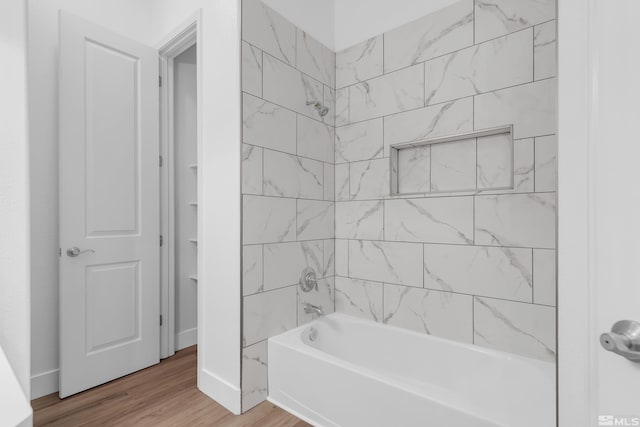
(559, 0, 640, 424)
(589, 0, 640, 420)
(58, 12, 160, 398)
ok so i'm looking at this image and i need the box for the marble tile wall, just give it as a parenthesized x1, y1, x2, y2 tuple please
(241, 0, 558, 412)
(333, 0, 557, 364)
(241, 0, 336, 412)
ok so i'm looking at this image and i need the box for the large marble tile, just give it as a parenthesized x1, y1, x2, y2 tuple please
(335, 87, 349, 126)
(335, 239, 348, 277)
(297, 200, 334, 240)
(263, 150, 323, 200)
(534, 135, 557, 192)
(241, 341, 268, 412)
(475, 193, 556, 248)
(477, 133, 513, 190)
(349, 158, 389, 200)
(385, 197, 474, 244)
(297, 115, 334, 164)
(263, 54, 325, 120)
(242, 41, 262, 97)
(474, 297, 556, 362)
(474, 78, 556, 139)
(533, 249, 556, 306)
(242, 0, 296, 65)
(335, 200, 384, 240)
(243, 195, 296, 244)
(243, 286, 297, 346)
(335, 276, 383, 322)
(335, 119, 384, 164)
(384, 97, 473, 152)
(349, 64, 425, 123)
(323, 163, 334, 201)
(424, 28, 533, 105)
(298, 277, 335, 324)
(423, 244, 533, 302)
(243, 244, 263, 296)
(475, 0, 556, 43)
(336, 35, 383, 88)
(297, 29, 335, 87)
(243, 93, 296, 154)
(335, 163, 350, 201)
(384, 285, 473, 343)
(534, 20, 556, 80)
(349, 240, 423, 287)
(323, 239, 335, 277)
(397, 145, 431, 194)
(384, 0, 474, 73)
(242, 144, 263, 195)
(431, 138, 477, 192)
(263, 241, 324, 291)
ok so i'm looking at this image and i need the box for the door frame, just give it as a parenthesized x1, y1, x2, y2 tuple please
(557, 0, 594, 424)
(157, 12, 202, 359)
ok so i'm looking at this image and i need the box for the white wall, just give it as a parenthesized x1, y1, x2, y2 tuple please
(28, 0, 242, 412)
(0, 0, 31, 401)
(262, 0, 459, 51)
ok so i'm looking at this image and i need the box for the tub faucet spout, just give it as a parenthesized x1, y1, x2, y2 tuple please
(304, 303, 324, 318)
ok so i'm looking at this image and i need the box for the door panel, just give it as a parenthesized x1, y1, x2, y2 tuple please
(85, 40, 140, 235)
(59, 12, 160, 398)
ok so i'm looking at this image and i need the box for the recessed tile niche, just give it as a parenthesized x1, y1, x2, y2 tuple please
(390, 126, 514, 195)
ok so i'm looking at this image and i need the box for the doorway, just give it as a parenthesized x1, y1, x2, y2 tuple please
(159, 26, 199, 360)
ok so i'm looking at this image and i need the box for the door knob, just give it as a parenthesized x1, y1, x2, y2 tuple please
(600, 320, 640, 362)
(66, 247, 95, 257)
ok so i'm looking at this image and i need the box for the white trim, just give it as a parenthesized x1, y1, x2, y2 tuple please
(198, 368, 242, 415)
(157, 12, 201, 360)
(30, 369, 59, 400)
(557, 0, 593, 424)
(176, 328, 198, 351)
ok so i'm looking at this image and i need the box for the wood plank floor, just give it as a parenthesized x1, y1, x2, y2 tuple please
(32, 346, 310, 427)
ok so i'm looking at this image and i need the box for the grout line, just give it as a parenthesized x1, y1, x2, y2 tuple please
(243, 189, 557, 204)
(332, 236, 556, 251)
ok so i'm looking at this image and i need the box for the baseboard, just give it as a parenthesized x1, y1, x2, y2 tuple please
(176, 327, 197, 350)
(31, 369, 59, 400)
(198, 368, 241, 415)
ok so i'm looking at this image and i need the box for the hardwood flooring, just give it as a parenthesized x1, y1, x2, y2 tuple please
(32, 346, 309, 427)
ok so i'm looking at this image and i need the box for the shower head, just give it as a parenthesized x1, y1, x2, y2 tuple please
(306, 100, 330, 118)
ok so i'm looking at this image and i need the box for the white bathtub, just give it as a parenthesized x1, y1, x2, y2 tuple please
(268, 313, 555, 427)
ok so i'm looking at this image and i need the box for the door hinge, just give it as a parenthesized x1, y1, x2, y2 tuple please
(160, 315, 163, 326)
(159, 75, 162, 87)
(58, 248, 62, 257)
(160, 235, 163, 247)
(159, 155, 163, 167)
